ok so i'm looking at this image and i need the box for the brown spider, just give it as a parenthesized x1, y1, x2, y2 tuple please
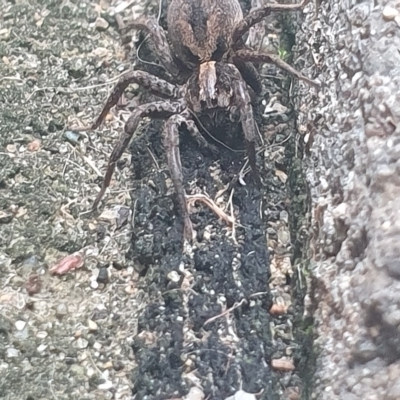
(82, 0, 317, 241)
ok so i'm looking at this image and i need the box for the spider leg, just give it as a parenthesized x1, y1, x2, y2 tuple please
(232, 0, 311, 45)
(226, 64, 262, 187)
(163, 114, 194, 242)
(233, 59, 263, 95)
(93, 100, 185, 209)
(234, 49, 319, 88)
(90, 70, 181, 130)
(122, 17, 180, 79)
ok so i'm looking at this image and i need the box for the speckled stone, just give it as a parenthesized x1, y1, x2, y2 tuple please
(296, 0, 400, 397)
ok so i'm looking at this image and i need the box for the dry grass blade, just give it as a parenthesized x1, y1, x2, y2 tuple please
(204, 299, 247, 326)
(186, 194, 234, 227)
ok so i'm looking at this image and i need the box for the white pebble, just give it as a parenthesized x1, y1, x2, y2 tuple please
(6, 348, 19, 358)
(167, 271, 180, 283)
(91, 280, 99, 289)
(88, 319, 98, 332)
(98, 380, 113, 390)
(93, 341, 102, 350)
(37, 344, 48, 353)
(383, 6, 399, 20)
(15, 320, 26, 331)
(36, 331, 48, 339)
(59, 144, 68, 154)
(75, 338, 89, 349)
(203, 230, 211, 241)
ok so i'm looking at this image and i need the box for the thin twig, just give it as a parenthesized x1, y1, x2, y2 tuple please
(146, 146, 161, 171)
(26, 72, 129, 101)
(131, 198, 138, 229)
(186, 194, 234, 227)
(67, 143, 103, 177)
(204, 298, 247, 326)
(227, 188, 238, 244)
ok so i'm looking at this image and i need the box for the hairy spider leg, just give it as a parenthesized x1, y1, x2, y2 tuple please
(228, 64, 262, 187)
(163, 111, 219, 242)
(91, 70, 181, 130)
(232, 0, 312, 45)
(92, 101, 186, 210)
(122, 17, 180, 79)
(163, 114, 195, 241)
(234, 49, 319, 88)
(234, 59, 263, 95)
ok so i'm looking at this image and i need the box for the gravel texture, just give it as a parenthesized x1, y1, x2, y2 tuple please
(296, 0, 400, 398)
(1, 0, 316, 399)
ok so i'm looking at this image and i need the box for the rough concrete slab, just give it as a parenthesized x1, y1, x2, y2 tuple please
(296, 0, 400, 398)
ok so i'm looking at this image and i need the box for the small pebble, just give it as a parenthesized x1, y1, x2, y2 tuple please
(352, 341, 378, 363)
(103, 361, 114, 369)
(75, 338, 89, 349)
(0, 28, 10, 39)
(56, 303, 68, 316)
(6, 144, 16, 153)
(86, 366, 95, 377)
(271, 357, 295, 371)
(97, 267, 109, 284)
(280, 210, 289, 223)
(27, 139, 41, 152)
(383, 6, 399, 20)
(95, 17, 109, 31)
(98, 380, 113, 390)
(64, 131, 81, 145)
(93, 341, 102, 350)
(70, 364, 84, 376)
(59, 144, 68, 154)
(88, 319, 98, 332)
(37, 344, 48, 353)
(112, 360, 124, 371)
(36, 331, 48, 339)
(203, 230, 211, 240)
(15, 321, 26, 331)
(91, 280, 99, 289)
(92, 47, 109, 58)
(167, 271, 180, 283)
(6, 348, 19, 358)
(269, 303, 288, 316)
(186, 387, 205, 400)
(277, 229, 290, 245)
(226, 390, 256, 400)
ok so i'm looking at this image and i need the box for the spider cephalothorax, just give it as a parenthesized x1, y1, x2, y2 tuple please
(79, 0, 317, 241)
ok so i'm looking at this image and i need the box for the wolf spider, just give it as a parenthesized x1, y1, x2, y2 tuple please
(81, 0, 317, 241)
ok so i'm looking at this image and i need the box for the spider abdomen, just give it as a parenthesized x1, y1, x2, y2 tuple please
(167, 0, 243, 68)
